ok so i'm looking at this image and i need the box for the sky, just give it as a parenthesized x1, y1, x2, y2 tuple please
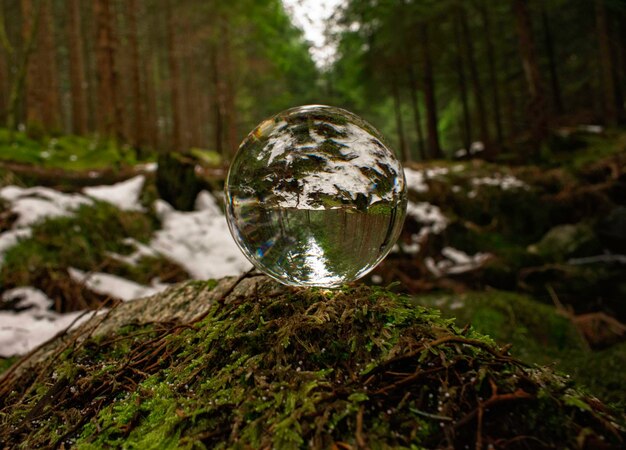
(281, 0, 345, 67)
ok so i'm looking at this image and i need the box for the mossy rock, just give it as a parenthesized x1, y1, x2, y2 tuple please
(416, 290, 626, 406)
(0, 276, 624, 449)
(528, 223, 600, 261)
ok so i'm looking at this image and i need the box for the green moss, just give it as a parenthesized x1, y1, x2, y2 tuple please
(1, 281, 622, 449)
(416, 290, 626, 406)
(0, 357, 17, 375)
(0, 128, 151, 171)
(554, 131, 626, 174)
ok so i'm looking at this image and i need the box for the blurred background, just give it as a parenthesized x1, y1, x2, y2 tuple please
(0, 0, 625, 406)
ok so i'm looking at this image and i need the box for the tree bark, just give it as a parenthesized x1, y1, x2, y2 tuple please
(418, 24, 442, 159)
(3, 0, 41, 130)
(391, 75, 408, 161)
(595, 0, 618, 125)
(38, 0, 60, 131)
(67, 0, 88, 135)
(165, 0, 182, 152)
(0, 21, 6, 124)
(512, 0, 548, 149)
(541, 3, 564, 115)
(22, 0, 44, 131)
(94, 0, 121, 139)
(452, 12, 471, 152)
(459, 6, 492, 158)
(406, 61, 426, 160)
(143, 57, 159, 151)
(479, 1, 504, 148)
(211, 41, 225, 158)
(615, 12, 626, 122)
(126, 0, 144, 153)
(222, 20, 237, 158)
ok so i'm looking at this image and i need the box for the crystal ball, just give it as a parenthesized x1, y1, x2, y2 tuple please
(225, 105, 407, 287)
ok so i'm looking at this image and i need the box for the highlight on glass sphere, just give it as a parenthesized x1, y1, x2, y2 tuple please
(225, 105, 407, 288)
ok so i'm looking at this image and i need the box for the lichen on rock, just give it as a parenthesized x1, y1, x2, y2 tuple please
(0, 274, 624, 449)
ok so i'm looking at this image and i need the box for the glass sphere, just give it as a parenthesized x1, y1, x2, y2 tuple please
(225, 105, 407, 287)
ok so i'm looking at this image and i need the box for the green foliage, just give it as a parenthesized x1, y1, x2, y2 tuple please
(0, 128, 144, 171)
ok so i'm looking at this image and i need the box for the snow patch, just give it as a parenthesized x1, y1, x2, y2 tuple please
(136, 162, 158, 172)
(106, 238, 160, 266)
(406, 201, 447, 236)
(150, 193, 252, 279)
(404, 167, 450, 193)
(0, 229, 31, 261)
(471, 174, 526, 190)
(0, 287, 94, 357)
(83, 175, 145, 211)
(0, 186, 92, 227)
(68, 267, 168, 302)
(425, 247, 492, 277)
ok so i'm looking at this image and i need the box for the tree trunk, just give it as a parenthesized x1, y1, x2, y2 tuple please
(22, 0, 44, 132)
(67, 0, 88, 135)
(459, 6, 492, 158)
(407, 62, 426, 160)
(615, 13, 626, 122)
(38, 0, 60, 131)
(479, 1, 504, 148)
(418, 24, 442, 159)
(391, 75, 408, 161)
(143, 57, 158, 151)
(452, 12, 471, 152)
(541, 3, 564, 115)
(621, 14, 626, 105)
(94, 0, 120, 139)
(222, 20, 238, 158)
(512, 0, 548, 150)
(4, 0, 42, 130)
(126, 0, 144, 153)
(165, 0, 182, 152)
(0, 34, 6, 124)
(211, 43, 224, 158)
(595, 0, 618, 125)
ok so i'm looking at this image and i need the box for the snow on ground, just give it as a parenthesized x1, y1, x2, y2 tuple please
(403, 167, 450, 193)
(0, 287, 95, 357)
(406, 201, 448, 236)
(0, 229, 31, 262)
(471, 174, 526, 190)
(0, 176, 150, 269)
(425, 247, 492, 278)
(0, 185, 92, 227)
(135, 162, 158, 172)
(150, 191, 252, 279)
(0, 176, 251, 357)
(68, 267, 168, 302)
(83, 175, 145, 211)
(106, 238, 160, 266)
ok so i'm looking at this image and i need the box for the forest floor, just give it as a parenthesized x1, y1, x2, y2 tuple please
(0, 126, 625, 411)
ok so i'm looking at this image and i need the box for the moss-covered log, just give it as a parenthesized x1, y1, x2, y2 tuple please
(0, 274, 624, 449)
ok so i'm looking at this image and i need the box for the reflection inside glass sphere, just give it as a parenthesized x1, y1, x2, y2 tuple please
(225, 105, 407, 287)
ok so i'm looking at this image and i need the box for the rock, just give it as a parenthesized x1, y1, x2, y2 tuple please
(0, 275, 624, 449)
(528, 223, 599, 260)
(156, 152, 204, 211)
(597, 206, 626, 253)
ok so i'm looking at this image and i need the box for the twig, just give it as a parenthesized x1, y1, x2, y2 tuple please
(355, 405, 366, 448)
